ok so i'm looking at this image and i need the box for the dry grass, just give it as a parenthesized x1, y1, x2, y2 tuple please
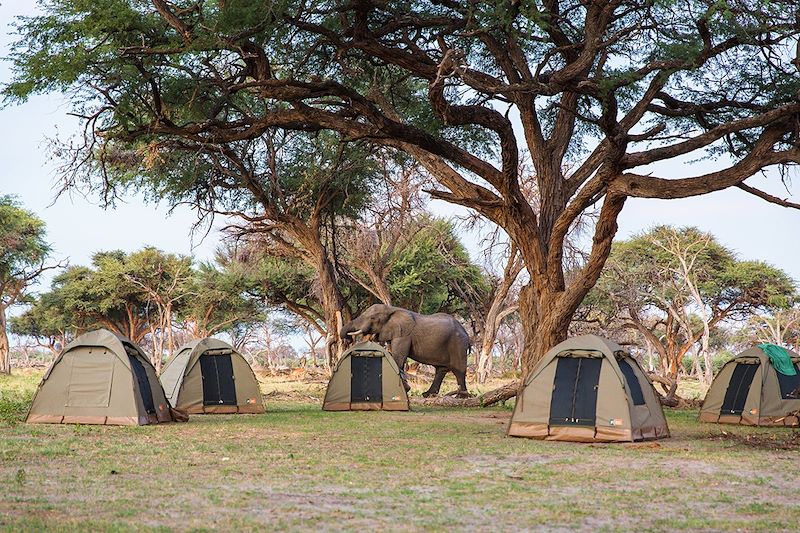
(1, 370, 799, 532)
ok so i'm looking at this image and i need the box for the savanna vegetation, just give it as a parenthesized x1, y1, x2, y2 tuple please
(2, 1, 800, 530)
(7, 0, 800, 376)
(2, 371, 800, 531)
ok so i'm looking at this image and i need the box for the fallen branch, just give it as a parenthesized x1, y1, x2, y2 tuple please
(412, 382, 519, 407)
(646, 372, 680, 407)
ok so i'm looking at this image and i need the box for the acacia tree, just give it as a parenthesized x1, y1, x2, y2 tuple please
(589, 226, 795, 395)
(0, 196, 55, 373)
(7, 1, 800, 377)
(21, 252, 162, 346)
(123, 247, 193, 370)
(179, 260, 264, 339)
(736, 304, 800, 349)
(9, 289, 75, 356)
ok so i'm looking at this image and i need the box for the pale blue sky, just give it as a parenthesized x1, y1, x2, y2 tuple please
(2, 0, 799, 297)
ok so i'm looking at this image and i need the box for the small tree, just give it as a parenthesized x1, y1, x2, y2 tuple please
(737, 304, 800, 348)
(387, 217, 489, 317)
(475, 247, 524, 383)
(179, 259, 265, 339)
(0, 196, 55, 373)
(9, 289, 74, 356)
(123, 248, 193, 372)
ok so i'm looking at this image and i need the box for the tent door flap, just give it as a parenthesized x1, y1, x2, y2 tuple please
(350, 356, 383, 403)
(721, 363, 759, 415)
(200, 354, 237, 405)
(549, 357, 602, 426)
(617, 358, 646, 405)
(776, 363, 800, 399)
(128, 355, 156, 414)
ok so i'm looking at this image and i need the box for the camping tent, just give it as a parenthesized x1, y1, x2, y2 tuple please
(508, 335, 670, 442)
(159, 338, 265, 414)
(699, 346, 800, 426)
(323, 341, 409, 411)
(26, 329, 174, 425)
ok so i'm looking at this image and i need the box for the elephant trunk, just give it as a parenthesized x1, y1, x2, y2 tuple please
(339, 321, 359, 341)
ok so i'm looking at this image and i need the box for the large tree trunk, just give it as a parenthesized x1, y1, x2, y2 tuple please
(0, 305, 10, 374)
(313, 246, 347, 367)
(518, 284, 572, 378)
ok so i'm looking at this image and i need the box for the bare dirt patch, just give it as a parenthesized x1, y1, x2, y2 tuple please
(706, 429, 800, 450)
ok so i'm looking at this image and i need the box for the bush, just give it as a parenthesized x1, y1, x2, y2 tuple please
(0, 372, 40, 426)
(0, 389, 33, 426)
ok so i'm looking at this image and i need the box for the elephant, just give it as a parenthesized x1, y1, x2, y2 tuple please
(339, 304, 471, 397)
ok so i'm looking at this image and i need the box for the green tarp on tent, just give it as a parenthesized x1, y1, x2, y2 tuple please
(758, 344, 798, 376)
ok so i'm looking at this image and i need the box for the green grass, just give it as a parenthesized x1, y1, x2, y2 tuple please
(0, 371, 37, 426)
(1, 371, 799, 532)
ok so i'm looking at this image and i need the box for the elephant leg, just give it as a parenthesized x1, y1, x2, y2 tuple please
(391, 337, 412, 393)
(453, 368, 470, 398)
(400, 370, 411, 392)
(423, 367, 448, 397)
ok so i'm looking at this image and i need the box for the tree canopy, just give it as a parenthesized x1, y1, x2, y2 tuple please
(12, 247, 261, 368)
(584, 225, 796, 394)
(243, 214, 489, 324)
(0, 195, 53, 373)
(6, 0, 800, 373)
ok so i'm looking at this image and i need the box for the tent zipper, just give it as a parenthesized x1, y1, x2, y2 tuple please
(214, 356, 223, 404)
(569, 358, 583, 423)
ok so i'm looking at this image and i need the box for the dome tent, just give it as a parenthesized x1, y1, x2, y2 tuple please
(323, 341, 409, 411)
(508, 335, 669, 442)
(699, 345, 800, 426)
(160, 338, 265, 414)
(26, 329, 174, 426)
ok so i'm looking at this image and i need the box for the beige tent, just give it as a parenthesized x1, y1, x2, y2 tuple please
(323, 341, 409, 411)
(27, 329, 174, 426)
(508, 335, 670, 442)
(699, 346, 800, 426)
(160, 338, 265, 414)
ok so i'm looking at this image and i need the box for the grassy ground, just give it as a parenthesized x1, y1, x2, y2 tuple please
(1, 370, 799, 532)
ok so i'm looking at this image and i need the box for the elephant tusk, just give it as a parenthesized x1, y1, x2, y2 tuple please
(347, 329, 364, 337)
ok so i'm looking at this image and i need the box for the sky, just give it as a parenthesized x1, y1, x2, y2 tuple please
(2, 0, 800, 300)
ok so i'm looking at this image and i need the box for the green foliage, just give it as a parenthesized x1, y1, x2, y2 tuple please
(180, 260, 264, 335)
(9, 288, 74, 344)
(0, 373, 36, 426)
(388, 217, 489, 315)
(593, 225, 795, 322)
(682, 349, 734, 375)
(251, 255, 318, 310)
(15, 247, 260, 342)
(0, 196, 51, 304)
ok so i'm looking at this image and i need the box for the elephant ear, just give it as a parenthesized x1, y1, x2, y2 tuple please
(386, 309, 415, 338)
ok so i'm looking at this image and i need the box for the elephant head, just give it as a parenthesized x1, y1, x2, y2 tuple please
(339, 304, 415, 344)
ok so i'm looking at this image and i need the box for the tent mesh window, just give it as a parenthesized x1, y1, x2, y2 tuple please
(549, 356, 602, 426)
(350, 355, 383, 403)
(200, 354, 237, 405)
(617, 358, 646, 406)
(721, 363, 759, 415)
(776, 363, 800, 399)
(128, 355, 156, 414)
